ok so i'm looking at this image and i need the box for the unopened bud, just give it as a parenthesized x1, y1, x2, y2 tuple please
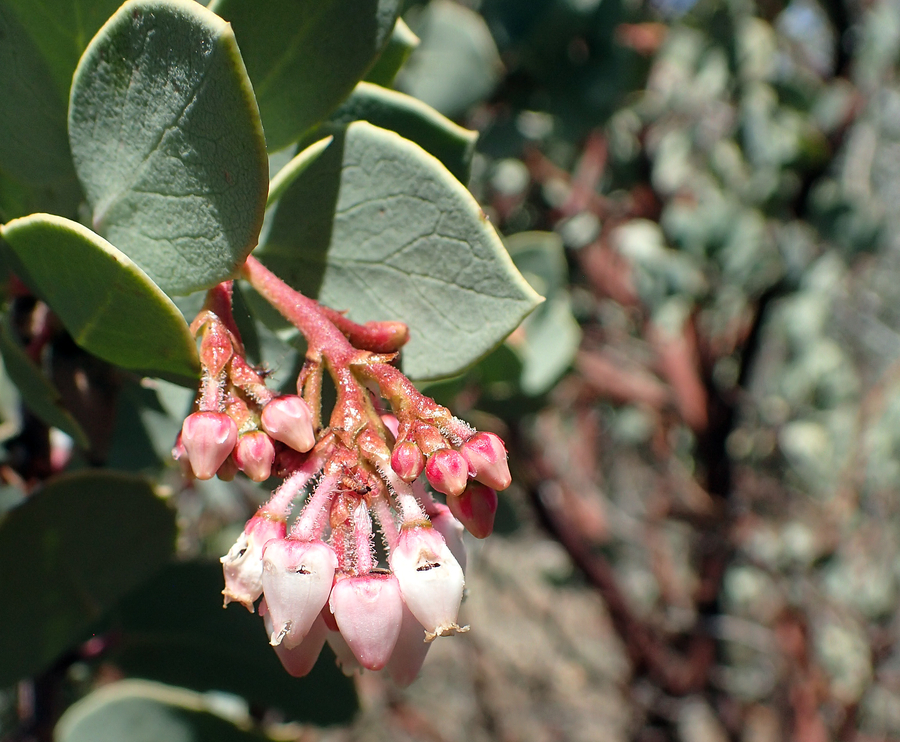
(391, 441, 425, 482)
(261, 538, 337, 648)
(261, 599, 328, 678)
(261, 395, 316, 453)
(181, 411, 238, 480)
(387, 602, 431, 687)
(447, 482, 498, 539)
(425, 448, 468, 497)
(390, 526, 467, 641)
(217, 455, 239, 482)
(234, 431, 276, 482)
(330, 573, 403, 671)
(460, 432, 511, 490)
(221, 515, 285, 610)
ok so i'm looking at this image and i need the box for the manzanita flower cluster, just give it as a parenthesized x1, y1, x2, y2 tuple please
(174, 257, 511, 685)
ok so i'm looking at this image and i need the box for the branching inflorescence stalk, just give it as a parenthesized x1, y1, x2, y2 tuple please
(178, 255, 512, 684)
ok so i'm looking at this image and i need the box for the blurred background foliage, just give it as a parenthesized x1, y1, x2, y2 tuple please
(7, 0, 900, 738)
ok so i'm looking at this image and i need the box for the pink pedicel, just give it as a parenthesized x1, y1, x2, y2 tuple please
(330, 573, 404, 671)
(261, 538, 337, 648)
(181, 411, 238, 480)
(447, 482, 499, 540)
(261, 598, 328, 678)
(387, 602, 431, 687)
(425, 448, 469, 497)
(221, 515, 286, 611)
(261, 395, 316, 453)
(460, 432, 511, 490)
(391, 440, 425, 482)
(390, 526, 467, 641)
(234, 431, 276, 482)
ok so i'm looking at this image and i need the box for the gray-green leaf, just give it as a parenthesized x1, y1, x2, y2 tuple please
(365, 17, 419, 87)
(507, 232, 581, 396)
(56, 680, 268, 742)
(68, 0, 268, 296)
(328, 82, 477, 183)
(0, 471, 175, 686)
(0, 2, 75, 185)
(256, 122, 541, 379)
(0, 0, 122, 105)
(1, 214, 199, 379)
(208, 0, 399, 152)
(397, 0, 503, 119)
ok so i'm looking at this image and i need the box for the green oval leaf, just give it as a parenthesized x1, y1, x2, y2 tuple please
(108, 562, 358, 725)
(0, 2, 75, 185)
(56, 680, 268, 742)
(397, 0, 503, 119)
(255, 122, 542, 380)
(0, 471, 176, 686)
(208, 0, 399, 152)
(364, 17, 419, 87)
(1, 214, 199, 379)
(68, 0, 268, 296)
(328, 82, 477, 183)
(266, 136, 334, 209)
(506, 232, 581, 396)
(0, 316, 89, 448)
(1, 0, 123, 107)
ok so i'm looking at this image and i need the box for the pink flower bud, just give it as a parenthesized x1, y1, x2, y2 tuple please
(425, 448, 468, 497)
(391, 441, 425, 482)
(261, 538, 337, 649)
(326, 630, 363, 676)
(261, 599, 328, 678)
(181, 411, 238, 480)
(330, 573, 403, 671)
(389, 526, 467, 641)
(447, 482, 498, 539)
(427, 502, 467, 574)
(216, 455, 239, 482)
(234, 431, 276, 482)
(460, 432, 511, 490)
(387, 602, 431, 687)
(261, 395, 316, 453)
(221, 515, 285, 611)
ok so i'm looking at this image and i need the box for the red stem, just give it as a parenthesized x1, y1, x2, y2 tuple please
(320, 306, 410, 354)
(242, 256, 355, 367)
(203, 281, 244, 356)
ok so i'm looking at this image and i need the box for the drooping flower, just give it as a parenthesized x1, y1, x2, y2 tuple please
(221, 514, 286, 610)
(330, 573, 404, 671)
(390, 525, 467, 641)
(387, 602, 431, 687)
(261, 538, 337, 648)
(260, 598, 328, 677)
